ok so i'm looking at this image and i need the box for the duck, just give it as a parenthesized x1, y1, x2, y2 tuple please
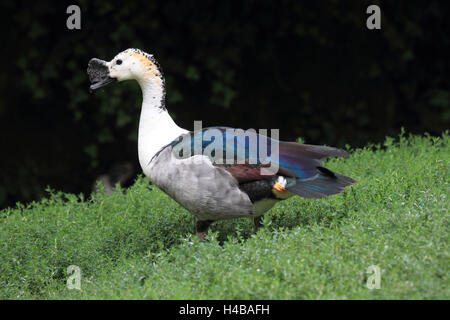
(87, 48, 356, 241)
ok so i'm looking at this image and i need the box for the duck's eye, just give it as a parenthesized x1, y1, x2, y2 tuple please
(116, 59, 122, 65)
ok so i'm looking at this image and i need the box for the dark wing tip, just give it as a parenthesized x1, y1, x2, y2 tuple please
(301, 144, 350, 158)
(280, 142, 351, 160)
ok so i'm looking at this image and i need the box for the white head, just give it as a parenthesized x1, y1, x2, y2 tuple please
(108, 48, 163, 82)
(87, 48, 166, 108)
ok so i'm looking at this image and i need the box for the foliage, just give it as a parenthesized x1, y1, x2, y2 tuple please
(0, 133, 448, 299)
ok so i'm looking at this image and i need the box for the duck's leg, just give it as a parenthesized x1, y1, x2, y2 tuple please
(253, 216, 263, 231)
(196, 219, 213, 242)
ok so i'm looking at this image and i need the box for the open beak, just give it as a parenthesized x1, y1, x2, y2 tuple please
(87, 58, 116, 92)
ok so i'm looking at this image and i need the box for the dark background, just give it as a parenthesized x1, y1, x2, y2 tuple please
(0, 0, 448, 209)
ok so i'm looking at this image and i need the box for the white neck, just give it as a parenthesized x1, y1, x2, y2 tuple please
(137, 78, 187, 174)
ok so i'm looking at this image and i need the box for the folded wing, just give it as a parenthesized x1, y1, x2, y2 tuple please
(169, 127, 355, 198)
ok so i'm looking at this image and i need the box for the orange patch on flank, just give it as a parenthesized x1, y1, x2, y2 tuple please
(273, 182, 288, 194)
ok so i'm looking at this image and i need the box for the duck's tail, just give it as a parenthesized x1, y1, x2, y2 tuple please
(276, 142, 356, 198)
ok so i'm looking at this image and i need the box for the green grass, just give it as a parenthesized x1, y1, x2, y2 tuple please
(1, 132, 448, 299)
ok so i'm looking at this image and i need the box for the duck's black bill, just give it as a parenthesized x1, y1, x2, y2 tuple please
(87, 58, 116, 92)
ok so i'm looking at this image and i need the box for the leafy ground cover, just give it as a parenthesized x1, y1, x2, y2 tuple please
(1, 132, 448, 299)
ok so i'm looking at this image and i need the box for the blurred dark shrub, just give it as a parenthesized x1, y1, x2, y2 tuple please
(0, 0, 448, 208)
